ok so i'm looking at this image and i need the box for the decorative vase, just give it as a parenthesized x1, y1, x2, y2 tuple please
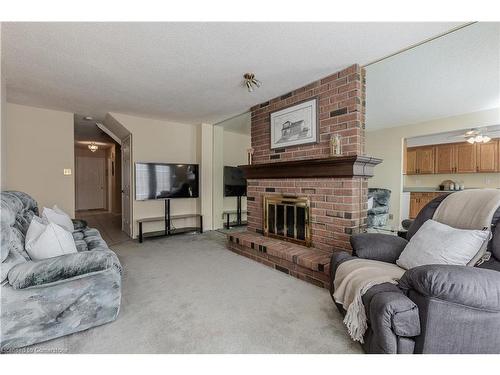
(330, 134, 342, 157)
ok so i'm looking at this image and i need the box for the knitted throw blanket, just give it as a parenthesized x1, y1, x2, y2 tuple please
(333, 258, 405, 343)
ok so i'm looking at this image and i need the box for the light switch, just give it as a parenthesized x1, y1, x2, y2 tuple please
(63, 169, 72, 176)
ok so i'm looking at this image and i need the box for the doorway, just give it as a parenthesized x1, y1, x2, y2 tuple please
(74, 114, 128, 243)
(76, 156, 106, 210)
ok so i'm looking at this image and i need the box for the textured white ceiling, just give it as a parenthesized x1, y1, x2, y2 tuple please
(3, 22, 464, 125)
(366, 22, 500, 131)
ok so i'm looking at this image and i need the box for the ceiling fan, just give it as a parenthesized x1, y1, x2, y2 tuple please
(448, 127, 500, 144)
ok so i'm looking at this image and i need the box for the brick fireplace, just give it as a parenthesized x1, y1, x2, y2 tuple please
(226, 64, 382, 288)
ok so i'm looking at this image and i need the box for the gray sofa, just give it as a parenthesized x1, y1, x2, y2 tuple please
(330, 192, 500, 354)
(1, 191, 122, 351)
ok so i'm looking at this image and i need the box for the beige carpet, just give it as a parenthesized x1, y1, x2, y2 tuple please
(29, 231, 362, 353)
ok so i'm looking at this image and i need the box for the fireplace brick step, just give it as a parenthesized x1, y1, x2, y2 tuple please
(227, 231, 333, 288)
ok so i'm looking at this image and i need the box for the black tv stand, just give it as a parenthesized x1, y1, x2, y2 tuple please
(137, 199, 203, 243)
(223, 195, 247, 229)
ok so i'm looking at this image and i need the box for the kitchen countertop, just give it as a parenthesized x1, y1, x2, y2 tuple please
(403, 187, 486, 193)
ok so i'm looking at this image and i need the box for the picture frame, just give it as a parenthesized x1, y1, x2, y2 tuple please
(270, 98, 318, 150)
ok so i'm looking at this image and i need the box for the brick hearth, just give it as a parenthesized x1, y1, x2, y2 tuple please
(227, 231, 331, 288)
(226, 63, 381, 288)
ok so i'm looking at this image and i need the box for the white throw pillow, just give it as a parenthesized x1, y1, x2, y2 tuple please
(42, 205, 74, 232)
(25, 217, 77, 260)
(396, 219, 490, 270)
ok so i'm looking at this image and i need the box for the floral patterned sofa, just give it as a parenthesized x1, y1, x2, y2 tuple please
(1, 191, 122, 351)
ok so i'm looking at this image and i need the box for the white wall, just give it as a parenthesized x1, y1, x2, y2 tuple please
(366, 108, 500, 226)
(5, 103, 75, 215)
(110, 112, 201, 238)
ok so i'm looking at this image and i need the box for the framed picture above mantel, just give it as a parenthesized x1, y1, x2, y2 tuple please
(270, 98, 318, 150)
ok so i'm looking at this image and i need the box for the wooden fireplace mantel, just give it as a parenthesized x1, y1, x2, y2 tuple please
(239, 155, 382, 179)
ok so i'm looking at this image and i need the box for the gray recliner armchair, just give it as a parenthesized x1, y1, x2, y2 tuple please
(330, 192, 500, 354)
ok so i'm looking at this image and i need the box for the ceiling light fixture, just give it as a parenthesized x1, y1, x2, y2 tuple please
(243, 73, 262, 93)
(88, 142, 99, 152)
(466, 133, 491, 144)
(83, 116, 94, 121)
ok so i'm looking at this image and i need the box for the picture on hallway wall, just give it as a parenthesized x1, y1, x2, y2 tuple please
(270, 98, 318, 149)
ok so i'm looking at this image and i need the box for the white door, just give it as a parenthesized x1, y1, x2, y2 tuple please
(121, 135, 132, 236)
(76, 156, 106, 210)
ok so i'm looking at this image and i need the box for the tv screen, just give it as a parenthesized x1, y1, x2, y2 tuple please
(135, 163, 199, 200)
(224, 166, 247, 197)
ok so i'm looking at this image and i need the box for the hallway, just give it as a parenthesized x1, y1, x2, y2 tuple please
(75, 210, 130, 246)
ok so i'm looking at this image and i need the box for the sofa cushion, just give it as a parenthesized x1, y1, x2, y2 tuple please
(1, 248, 27, 283)
(1, 224, 10, 262)
(14, 209, 35, 235)
(72, 219, 88, 231)
(73, 239, 87, 252)
(8, 250, 121, 289)
(397, 219, 490, 270)
(5, 227, 30, 261)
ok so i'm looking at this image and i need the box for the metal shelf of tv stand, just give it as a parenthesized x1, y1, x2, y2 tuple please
(137, 214, 203, 243)
(223, 210, 247, 229)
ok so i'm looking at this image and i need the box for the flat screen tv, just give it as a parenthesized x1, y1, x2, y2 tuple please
(224, 166, 247, 197)
(135, 162, 199, 200)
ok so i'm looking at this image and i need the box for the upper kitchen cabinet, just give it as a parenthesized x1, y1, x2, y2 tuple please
(476, 140, 499, 172)
(435, 143, 455, 174)
(405, 146, 435, 175)
(406, 148, 417, 174)
(406, 139, 499, 175)
(455, 142, 477, 173)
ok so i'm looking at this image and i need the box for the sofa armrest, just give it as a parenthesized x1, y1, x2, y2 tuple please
(399, 264, 500, 311)
(329, 251, 357, 299)
(8, 250, 121, 289)
(350, 233, 408, 263)
(365, 285, 420, 353)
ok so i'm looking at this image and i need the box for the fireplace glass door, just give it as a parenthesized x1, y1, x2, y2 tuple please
(263, 195, 311, 246)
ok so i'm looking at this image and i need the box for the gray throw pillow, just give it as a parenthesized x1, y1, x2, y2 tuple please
(396, 219, 490, 270)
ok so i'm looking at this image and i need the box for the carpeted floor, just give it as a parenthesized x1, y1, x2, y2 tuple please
(30, 231, 362, 353)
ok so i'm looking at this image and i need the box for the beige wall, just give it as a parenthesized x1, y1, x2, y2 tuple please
(200, 123, 214, 231)
(366, 108, 500, 226)
(5, 103, 75, 215)
(1, 23, 6, 189)
(110, 112, 201, 238)
(404, 173, 500, 190)
(223, 130, 250, 211)
(212, 128, 251, 229)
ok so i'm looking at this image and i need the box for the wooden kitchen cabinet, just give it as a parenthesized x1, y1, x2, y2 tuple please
(405, 138, 500, 175)
(435, 143, 455, 174)
(409, 193, 422, 219)
(476, 140, 498, 172)
(455, 142, 477, 173)
(405, 146, 435, 175)
(406, 148, 417, 174)
(417, 146, 435, 174)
